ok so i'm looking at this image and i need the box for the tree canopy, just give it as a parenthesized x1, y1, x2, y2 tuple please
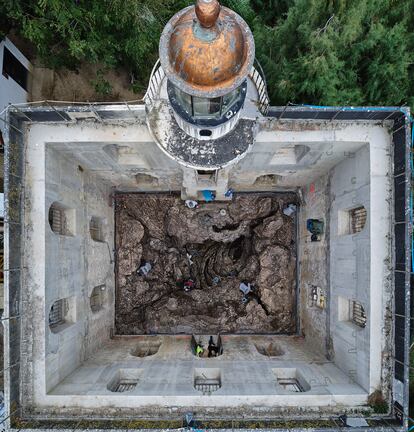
(0, 0, 413, 109)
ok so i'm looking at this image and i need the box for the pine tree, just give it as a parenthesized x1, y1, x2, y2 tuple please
(253, 0, 413, 109)
(0, 0, 413, 111)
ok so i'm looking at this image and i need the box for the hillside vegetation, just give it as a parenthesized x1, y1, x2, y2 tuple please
(0, 0, 413, 109)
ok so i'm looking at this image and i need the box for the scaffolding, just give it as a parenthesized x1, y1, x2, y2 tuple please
(1, 102, 412, 431)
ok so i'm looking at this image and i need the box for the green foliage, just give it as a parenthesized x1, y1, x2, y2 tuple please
(0, 0, 413, 110)
(222, 0, 255, 25)
(253, 0, 414, 109)
(92, 69, 112, 96)
(250, 0, 293, 26)
(368, 389, 389, 414)
(0, 0, 184, 84)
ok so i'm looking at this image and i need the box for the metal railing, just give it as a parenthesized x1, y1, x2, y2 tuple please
(144, 58, 270, 117)
(249, 58, 270, 116)
(143, 59, 165, 106)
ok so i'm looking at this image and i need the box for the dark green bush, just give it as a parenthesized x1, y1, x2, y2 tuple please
(0, 0, 413, 109)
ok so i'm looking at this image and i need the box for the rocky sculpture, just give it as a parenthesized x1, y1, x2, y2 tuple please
(115, 193, 297, 334)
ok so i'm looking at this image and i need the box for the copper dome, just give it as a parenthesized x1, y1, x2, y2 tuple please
(159, 0, 255, 98)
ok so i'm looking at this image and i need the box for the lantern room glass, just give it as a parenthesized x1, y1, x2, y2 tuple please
(172, 84, 243, 120)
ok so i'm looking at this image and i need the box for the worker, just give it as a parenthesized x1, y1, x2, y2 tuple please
(208, 336, 219, 357)
(283, 203, 297, 216)
(195, 343, 204, 357)
(183, 279, 195, 292)
(185, 200, 198, 209)
(307, 219, 324, 242)
(212, 276, 221, 285)
(225, 188, 234, 199)
(137, 260, 152, 276)
(240, 281, 254, 304)
(239, 282, 253, 296)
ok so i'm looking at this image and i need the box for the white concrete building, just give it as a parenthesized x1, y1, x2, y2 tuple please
(0, 37, 31, 136)
(2, 1, 412, 431)
(0, 37, 30, 311)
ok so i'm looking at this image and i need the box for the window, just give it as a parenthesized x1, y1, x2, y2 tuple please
(277, 378, 304, 392)
(2, 47, 28, 91)
(48, 297, 75, 333)
(113, 381, 137, 392)
(338, 296, 367, 329)
(351, 300, 367, 328)
(49, 205, 64, 234)
(89, 216, 105, 242)
(107, 369, 142, 393)
(49, 299, 66, 327)
(193, 96, 221, 118)
(194, 378, 221, 394)
(193, 368, 221, 395)
(338, 205, 367, 235)
(169, 82, 246, 121)
(48, 202, 75, 236)
(222, 87, 241, 112)
(273, 368, 311, 392)
(90, 285, 105, 313)
(175, 87, 193, 116)
(349, 206, 367, 234)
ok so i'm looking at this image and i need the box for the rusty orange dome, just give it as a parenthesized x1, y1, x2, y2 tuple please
(159, 0, 255, 98)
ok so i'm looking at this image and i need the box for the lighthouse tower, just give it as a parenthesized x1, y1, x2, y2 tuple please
(145, 0, 269, 198)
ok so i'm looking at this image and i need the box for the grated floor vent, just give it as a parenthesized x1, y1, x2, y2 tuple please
(114, 380, 138, 393)
(277, 378, 304, 392)
(194, 378, 221, 395)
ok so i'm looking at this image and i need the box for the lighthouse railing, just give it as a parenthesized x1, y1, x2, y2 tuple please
(249, 58, 270, 116)
(144, 59, 165, 105)
(145, 58, 269, 116)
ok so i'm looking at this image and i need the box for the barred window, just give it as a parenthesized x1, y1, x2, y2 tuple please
(49, 299, 66, 328)
(349, 206, 367, 234)
(351, 300, 367, 328)
(48, 202, 75, 236)
(112, 381, 137, 392)
(277, 378, 305, 392)
(49, 205, 65, 235)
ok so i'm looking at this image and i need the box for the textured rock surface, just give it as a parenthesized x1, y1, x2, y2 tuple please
(115, 193, 297, 334)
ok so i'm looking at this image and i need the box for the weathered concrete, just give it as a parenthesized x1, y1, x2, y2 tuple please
(38, 335, 368, 417)
(329, 141, 392, 394)
(16, 117, 393, 420)
(298, 175, 330, 357)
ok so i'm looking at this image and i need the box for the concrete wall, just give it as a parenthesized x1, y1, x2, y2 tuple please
(298, 175, 330, 357)
(329, 142, 392, 393)
(45, 147, 114, 392)
(19, 118, 393, 412)
(298, 138, 392, 394)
